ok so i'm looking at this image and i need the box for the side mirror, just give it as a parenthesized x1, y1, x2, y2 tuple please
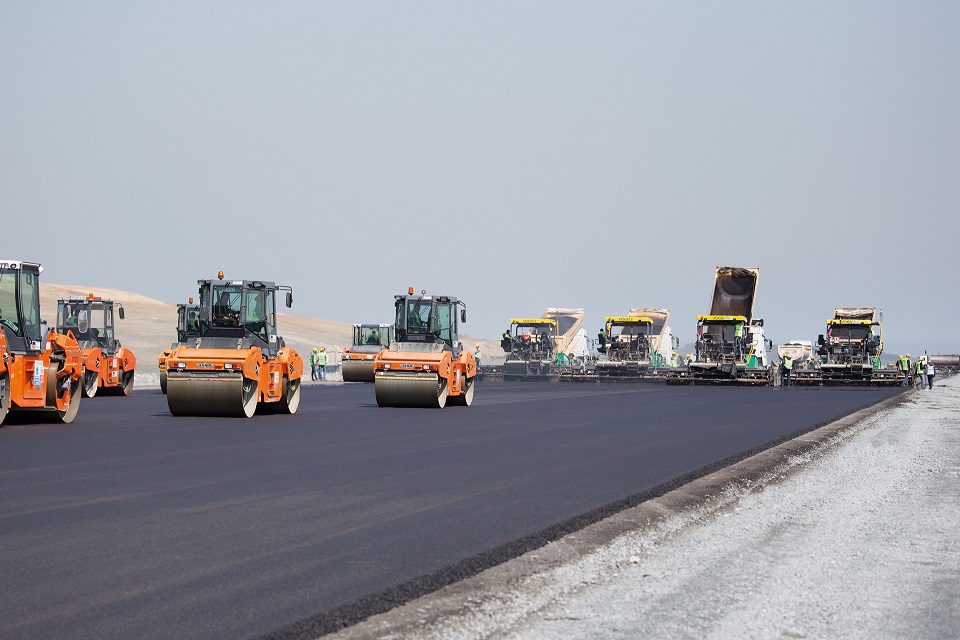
(118, 307, 125, 320)
(286, 292, 293, 308)
(817, 334, 825, 346)
(461, 309, 467, 323)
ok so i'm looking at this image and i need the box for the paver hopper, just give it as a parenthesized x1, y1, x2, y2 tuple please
(595, 316, 655, 377)
(501, 318, 559, 376)
(689, 267, 773, 383)
(814, 308, 899, 385)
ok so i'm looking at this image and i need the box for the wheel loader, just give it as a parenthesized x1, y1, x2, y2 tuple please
(687, 267, 774, 384)
(57, 294, 136, 397)
(341, 323, 393, 382)
(158, 298, 200, 394)
(163, 272, 304, 417)
(373, 288, 476, 408)
(0, 260, 83, 426)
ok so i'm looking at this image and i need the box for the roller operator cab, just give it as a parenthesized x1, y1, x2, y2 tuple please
(373, 288, 476, 408)
(57, 294, 136, 398)
(163, 272, 304, 417)
(157, 299, 200, 394)
(342, 323, 393, 382)
(0, 260, 83, 426)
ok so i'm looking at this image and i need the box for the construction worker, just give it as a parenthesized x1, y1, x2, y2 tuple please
(309, 348, 320, 381)
(317, 346, 328, 381)
(670, 352, 679, 367)
(474, 343, 482, 368)
(915, 357, 926, 389)
(926, 360, 936, 390)
(734, 321, 744, 359)
(898, 354, 911, 386)
(781, 353, 794, 386)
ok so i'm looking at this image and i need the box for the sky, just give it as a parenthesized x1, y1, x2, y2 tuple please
(2, 2, 958, 356)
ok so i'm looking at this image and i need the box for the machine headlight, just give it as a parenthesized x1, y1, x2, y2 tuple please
(384, 363, 391, 370)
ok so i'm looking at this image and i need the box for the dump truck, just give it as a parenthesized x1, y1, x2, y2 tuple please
(777, 340, 818, 384)
(158, 298, 200, 394)
(342, 324, 394, 382)
(56, 294, 136, 398)
(373, 288, 476, 408)
(163, 272, 304, 417)
(688, 267, 773, 383)
(0, 260, 83, 425)
(814, 308, 900, 385)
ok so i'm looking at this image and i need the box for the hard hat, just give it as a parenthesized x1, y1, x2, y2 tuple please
(320, 346, 326, 351)
(907, 354, 910, 357)
(476, 343, 480, 347)
(312, 348, 317, 352)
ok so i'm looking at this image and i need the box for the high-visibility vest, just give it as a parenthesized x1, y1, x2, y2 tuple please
(317, 352, 327, 366)
(784, 356, 793, 370)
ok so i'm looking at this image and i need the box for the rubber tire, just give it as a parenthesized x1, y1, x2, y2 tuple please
(278, 377, 301, 414)
(0, 372, 9, 426)
(49, 363, 81, 424)
(118, 370, 134, 396)
(240, 378, 258, 418)
(83, 368, 99, 398)
(448, 376, 475, 406)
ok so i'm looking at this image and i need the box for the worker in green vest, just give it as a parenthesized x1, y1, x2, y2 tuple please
(781, 353, 793, 387)
(897, 354, 910, 386)
(734, 321, 744, 359)
(316, 346, 328, 381)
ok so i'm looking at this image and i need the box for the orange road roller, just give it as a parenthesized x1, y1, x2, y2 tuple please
(0, 260, 83, 425)
(163, 272, 303, 417)
(373, 288, 476, 408)
(57, 293, 136, 397)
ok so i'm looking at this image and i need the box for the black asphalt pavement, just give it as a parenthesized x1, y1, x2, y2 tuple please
(0, 382, 902, 640)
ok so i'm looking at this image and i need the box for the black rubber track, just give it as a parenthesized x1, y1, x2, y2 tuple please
(0, 383, 903, 640)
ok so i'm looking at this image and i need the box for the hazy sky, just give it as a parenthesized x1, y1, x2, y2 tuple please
(3, 2, 957, 355)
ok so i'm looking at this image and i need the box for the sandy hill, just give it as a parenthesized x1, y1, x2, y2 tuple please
(40, 284, 501, 388)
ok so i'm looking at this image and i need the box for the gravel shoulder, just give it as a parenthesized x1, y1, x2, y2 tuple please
(330, 376, 960, 640)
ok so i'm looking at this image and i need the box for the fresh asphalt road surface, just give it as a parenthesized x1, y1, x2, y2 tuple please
(0, 382, 902, 640)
